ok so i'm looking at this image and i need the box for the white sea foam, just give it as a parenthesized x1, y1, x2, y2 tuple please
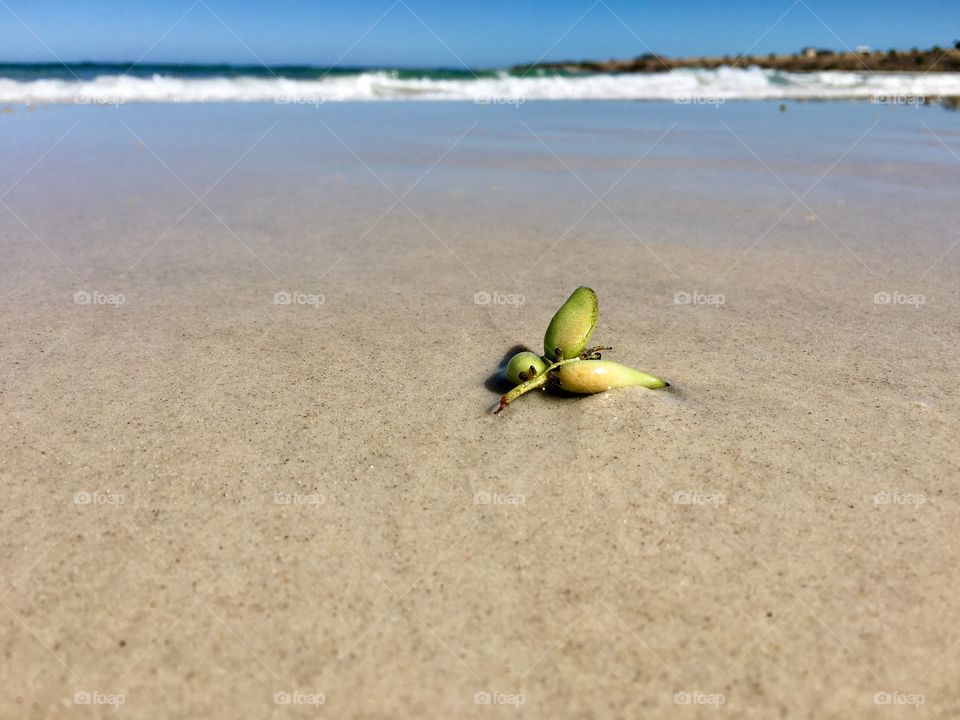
(1, 67, 959, 104)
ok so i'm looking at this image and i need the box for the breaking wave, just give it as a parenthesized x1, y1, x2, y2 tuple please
(1, 65, 959, 104)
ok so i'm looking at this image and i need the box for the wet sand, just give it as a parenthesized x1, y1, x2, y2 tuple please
(1, 101, 959, 718)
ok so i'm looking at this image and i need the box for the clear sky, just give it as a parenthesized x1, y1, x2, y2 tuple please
(0, 0, 955, 67)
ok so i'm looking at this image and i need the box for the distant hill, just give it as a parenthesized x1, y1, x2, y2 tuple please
(512, 46, 960, 75)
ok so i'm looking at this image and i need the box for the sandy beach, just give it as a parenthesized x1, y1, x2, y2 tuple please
(2, 100, 959, 718)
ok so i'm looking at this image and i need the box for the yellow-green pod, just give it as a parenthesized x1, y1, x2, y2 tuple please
(543, 286, 598, 361)
(554, 360, 668, 393)
(505, 351, 549, 386)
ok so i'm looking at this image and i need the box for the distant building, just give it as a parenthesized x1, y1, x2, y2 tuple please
(855, 45, 871, 53)
(801, 47, 833, 58)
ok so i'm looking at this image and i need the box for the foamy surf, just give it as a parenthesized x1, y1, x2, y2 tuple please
(1, 66, 959, 104)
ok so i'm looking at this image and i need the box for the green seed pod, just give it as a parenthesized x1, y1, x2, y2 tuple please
(505, 351, 549, 386)
(554, 360, 668, 394)
(543, 286, 599, 361)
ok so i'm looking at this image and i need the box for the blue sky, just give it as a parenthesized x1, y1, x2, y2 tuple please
(0, 0, 955, 67)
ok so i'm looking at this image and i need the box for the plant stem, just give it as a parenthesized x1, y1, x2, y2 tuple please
(495, 372, 549, 414)
(495, 355, 600, 414)
(494, 347, 617, 414)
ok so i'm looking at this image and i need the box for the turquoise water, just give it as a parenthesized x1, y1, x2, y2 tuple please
(0, 62, 511, 81)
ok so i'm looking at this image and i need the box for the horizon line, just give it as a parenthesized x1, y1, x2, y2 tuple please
(0, 43, 956, 72)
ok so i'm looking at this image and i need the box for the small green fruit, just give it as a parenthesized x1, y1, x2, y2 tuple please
(543, 286, 599, 361)
(554, 360, 668, 394)
(505, 352, 549, 386)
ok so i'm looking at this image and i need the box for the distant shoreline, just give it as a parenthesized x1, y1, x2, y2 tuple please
(2, 53, 960, 107)
(2, 48, 960, 77)
(512, 46, 960, 75)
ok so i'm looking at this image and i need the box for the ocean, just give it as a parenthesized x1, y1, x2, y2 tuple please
(1, 62, 959, 104)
